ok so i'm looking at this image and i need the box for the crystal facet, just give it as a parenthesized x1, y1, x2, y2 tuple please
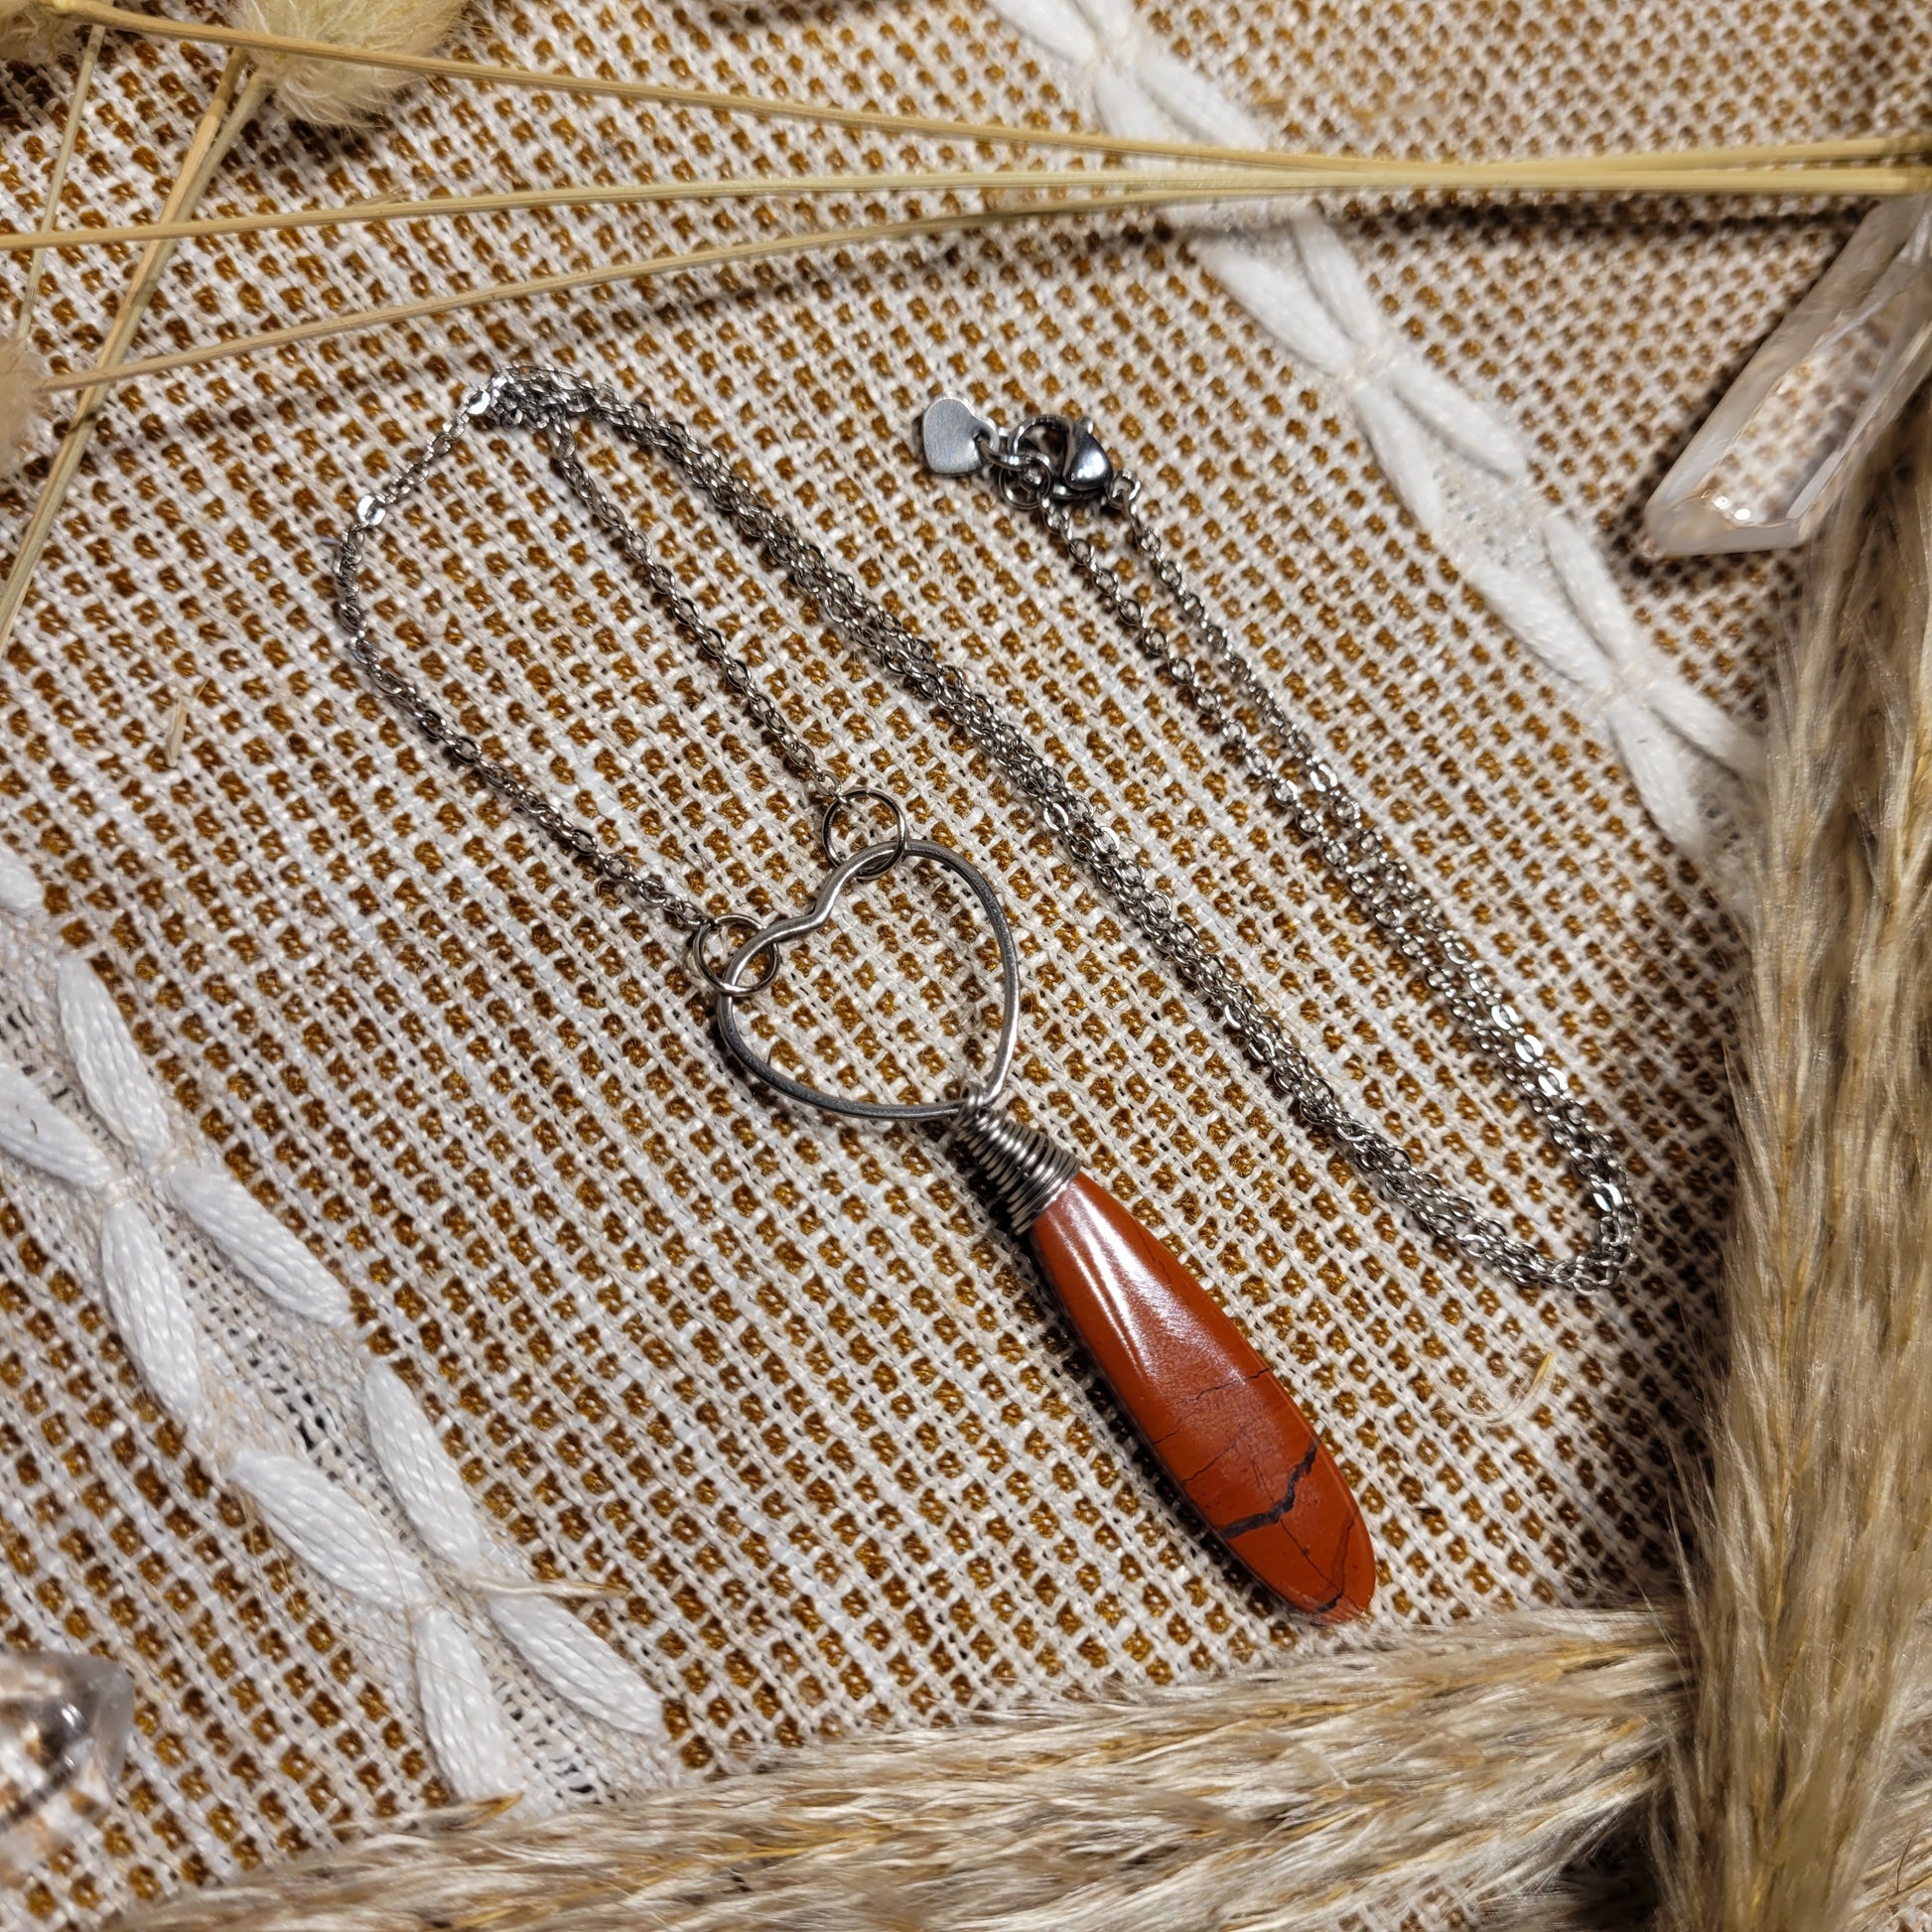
(0, 1652, 134, 1878)
(1647, 196, 1932, 554)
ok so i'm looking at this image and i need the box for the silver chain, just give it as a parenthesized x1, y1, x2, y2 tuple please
(332, 366, 1634, 1295)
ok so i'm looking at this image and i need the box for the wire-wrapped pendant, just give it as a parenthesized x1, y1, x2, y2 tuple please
(710, 829, 1375, 1620)
(953, 1102, 1375, 1621)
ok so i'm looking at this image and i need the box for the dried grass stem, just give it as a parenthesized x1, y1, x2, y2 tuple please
(1, 154, 1929, 278)
(27, 191, 1278, 396)
(39, 0, 1932, 193)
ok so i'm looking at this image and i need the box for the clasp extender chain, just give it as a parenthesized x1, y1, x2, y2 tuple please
(334, 368, 1633, 1296)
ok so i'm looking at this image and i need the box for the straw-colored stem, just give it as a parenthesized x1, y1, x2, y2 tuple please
(0, 166, 1310, 255)
(2, 157, 1927, 274)
(33, 0, 1423, 176)
(0, 55, 266, 651)
(44, 0, 1932, 190)
(15, 22, 102, 342)
(34, 190, 1243, 397)
(1577, 130, 1932, 170)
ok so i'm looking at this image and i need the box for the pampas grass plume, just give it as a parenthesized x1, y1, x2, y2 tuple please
(116, 1611, 1678, 1932)
(1660, 403, 1932, 1927)
(236, 0, 472, 125)
(0, 0, 70, 66)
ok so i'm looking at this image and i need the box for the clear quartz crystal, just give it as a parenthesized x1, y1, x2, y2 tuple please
(1647, 196, 1932, 554)
(0, 1652, 133, 1878)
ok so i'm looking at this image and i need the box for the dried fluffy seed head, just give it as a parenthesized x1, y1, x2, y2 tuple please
(0, 337, 47, 483)
(1659, 402, 1932, 1930)
(0, 0, 73, 67)
(234, 0, 469, 127)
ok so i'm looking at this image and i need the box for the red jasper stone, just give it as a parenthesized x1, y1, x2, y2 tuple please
(1029, 1174, 1374, 1620)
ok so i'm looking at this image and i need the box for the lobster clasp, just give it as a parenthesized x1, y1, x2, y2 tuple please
(917, 395, 1129, 509)
(1010, 414, 1116, 505)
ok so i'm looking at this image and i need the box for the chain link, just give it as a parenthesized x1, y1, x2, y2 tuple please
(1026, 485, 1636, 1293)
(333, 366, 1633, 1294)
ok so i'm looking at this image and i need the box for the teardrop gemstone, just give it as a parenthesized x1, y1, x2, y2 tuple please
(1029, 1174, 1374, 1620)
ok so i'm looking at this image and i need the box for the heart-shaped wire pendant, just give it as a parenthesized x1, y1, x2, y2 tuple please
(710, 836, 1021, 1123)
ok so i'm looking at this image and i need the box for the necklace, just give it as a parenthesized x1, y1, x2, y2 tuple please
(332, 367, 1633, 1622)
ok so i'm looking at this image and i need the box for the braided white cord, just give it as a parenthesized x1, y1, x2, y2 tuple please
(0, 845, 665, 1806)
(983, 0, 1757, 882)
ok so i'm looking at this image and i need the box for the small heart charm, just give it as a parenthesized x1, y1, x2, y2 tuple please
(917, 394, 997, 478)
(712, 838, 1021, 1123)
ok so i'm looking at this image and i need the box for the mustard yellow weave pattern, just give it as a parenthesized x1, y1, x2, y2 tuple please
(1, 0, 1915, 1918)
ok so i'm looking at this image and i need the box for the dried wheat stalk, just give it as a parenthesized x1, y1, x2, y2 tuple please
(0, 0, 473, 652)
(0, 14, 98, 479)
(28, 0, 1932, 188)
(12, 19, 99, 345)
(0, 152, 1924, 273)
(0, 46, 256, 642)
(27, 190, 1261, 397)
(0, 165, 1310, 256)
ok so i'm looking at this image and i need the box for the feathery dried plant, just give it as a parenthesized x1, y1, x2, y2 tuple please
(236, 0, 468, 126)
(0, 336, 45, 483)
(117, 1610, 1678, 1932)
(0, 0, 69, 66)
(1658, 401, 1932, 1927)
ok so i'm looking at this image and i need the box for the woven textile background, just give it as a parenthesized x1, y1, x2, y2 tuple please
(0, 0, 1916, 1920)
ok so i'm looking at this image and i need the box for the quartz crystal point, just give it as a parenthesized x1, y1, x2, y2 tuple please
(0, 1652, 134, 1878)
(1647, 196, 1932, 554)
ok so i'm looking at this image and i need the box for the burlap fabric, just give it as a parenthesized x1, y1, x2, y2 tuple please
(0, 0, 1915, 1920)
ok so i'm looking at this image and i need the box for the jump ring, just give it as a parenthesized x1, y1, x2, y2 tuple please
(820, 788, 908, 881)
(689, 914, 779, 1001)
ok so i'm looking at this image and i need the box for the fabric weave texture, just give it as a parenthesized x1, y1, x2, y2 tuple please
(0, 0, 1916, 1920)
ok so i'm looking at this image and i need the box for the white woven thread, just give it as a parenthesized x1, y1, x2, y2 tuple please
(984, 0, 1755, 879)
(0, 848, 41, 918)
(55, 953, 172, 1163)
(0, 848, 666, 1804)
(228, 1449, 437, 1613)
(361, 1363, 663, 1739)
(97, 1202, 206, 1432)
(363, 1363, 488, 1571)
(487, 1598, 670, 1736)
(414, 1608, 521, 1803)
(0, 1062, 113, 1188)
(162, 1164, 352, 1327)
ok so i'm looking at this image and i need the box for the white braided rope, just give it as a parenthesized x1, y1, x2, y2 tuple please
(0, 844, 666, 1804)
(983, 0, 1757, 880)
